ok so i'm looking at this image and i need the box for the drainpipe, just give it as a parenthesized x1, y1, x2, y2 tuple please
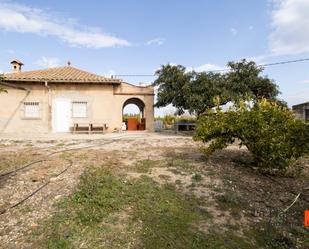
(44, 81, 51, 105)
(45, 81, 52, 132)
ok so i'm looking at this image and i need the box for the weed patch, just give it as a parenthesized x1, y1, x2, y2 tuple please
(246, 223, 295, 249)
(135, 159, 158, 173)
(192, 173, 203, 182)
(36, 165, 214, 248)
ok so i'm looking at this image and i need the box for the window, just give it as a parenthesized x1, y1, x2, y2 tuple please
(72, 101, 87, 118)
(24, 102, 40, 118)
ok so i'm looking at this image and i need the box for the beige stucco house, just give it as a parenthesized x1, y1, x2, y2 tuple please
(0, 60, 154, 134)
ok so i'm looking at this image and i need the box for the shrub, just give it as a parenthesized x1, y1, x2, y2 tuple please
(123, 113, 141, 122)
(0, 74, 7, 93)
(163, 115, 176, 126)
(194, 99, 309, 174)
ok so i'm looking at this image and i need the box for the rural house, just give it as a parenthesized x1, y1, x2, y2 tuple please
(0, 60, 154, 133)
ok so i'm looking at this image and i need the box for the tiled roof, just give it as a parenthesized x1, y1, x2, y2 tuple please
(3, 66, 121, 84)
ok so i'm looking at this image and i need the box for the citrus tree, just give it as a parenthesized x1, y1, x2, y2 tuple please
(194, 99, 309, 174)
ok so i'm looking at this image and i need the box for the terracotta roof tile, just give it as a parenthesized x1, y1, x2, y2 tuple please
(3, 66, 121, 84)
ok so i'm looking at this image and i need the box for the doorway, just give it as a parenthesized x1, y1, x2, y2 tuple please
(52, 99, 71, 132)
(122, 98, 146, 131)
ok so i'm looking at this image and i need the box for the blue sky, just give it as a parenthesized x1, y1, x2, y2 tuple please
(0, 0, 309, 115)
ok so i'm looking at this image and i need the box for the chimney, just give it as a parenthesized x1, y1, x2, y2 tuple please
(10, 59, 24, 72)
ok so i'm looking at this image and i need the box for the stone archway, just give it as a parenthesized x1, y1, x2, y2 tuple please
(122, 98, 146, 130)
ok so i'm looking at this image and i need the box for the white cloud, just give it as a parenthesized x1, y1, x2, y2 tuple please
(192, 63, 225, 72)
(35, 56, 60, 68)
(146, 37, 165, 46)
(269, 0, 309, 55)
(0, 3, 130, 48)
(230, 28, 238, 36)
(103, 69, 116, 78)
(245, 54, 275, 64)
(153, 63, 224, 76)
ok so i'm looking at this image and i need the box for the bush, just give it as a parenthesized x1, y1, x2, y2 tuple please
(194, 99, 309, 174)
(0, 74, 7, 93)
(155, 115, 196, 129)
(123, 113, 141, 122)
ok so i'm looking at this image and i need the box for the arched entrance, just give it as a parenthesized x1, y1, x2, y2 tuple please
(122, 98, 146, 131)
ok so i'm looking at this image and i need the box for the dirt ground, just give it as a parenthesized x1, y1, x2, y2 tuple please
(0, 132, 308, 248)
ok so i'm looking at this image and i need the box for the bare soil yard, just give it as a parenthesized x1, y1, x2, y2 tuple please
(0, 133, 308, 248)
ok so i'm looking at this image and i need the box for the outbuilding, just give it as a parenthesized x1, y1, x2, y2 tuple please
(292, 101, 309, 121)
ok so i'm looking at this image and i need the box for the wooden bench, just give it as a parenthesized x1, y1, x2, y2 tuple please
(72, 123, 108, 134)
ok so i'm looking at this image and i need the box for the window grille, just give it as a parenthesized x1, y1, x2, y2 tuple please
(24, 102, 40, 118)
(72, 101, 87, 118)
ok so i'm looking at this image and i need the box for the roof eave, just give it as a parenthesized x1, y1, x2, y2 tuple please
(292, 102, 309, 109)
(2, 79, 122, 84)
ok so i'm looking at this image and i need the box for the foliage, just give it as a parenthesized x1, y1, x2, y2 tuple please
(154, 59, 281, 115)
(154, 65, 191, 115)
(225, 60, 279, 103)
(162, 114, 176, 126)
(123, 113, 141, 122)
(155, 115, 196, 126)
(194, 99, 309, 174)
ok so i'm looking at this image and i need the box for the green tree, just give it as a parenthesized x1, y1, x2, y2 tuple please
(194, 99, 309, 174)
(154, 64, 192, 115)
(185, 71, 228, 114)
(225, 59, 280, 103)
(154, 59, 281, 115)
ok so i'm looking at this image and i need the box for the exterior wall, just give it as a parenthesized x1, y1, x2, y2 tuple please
(51, 84, 120, 132)
(0, 84, 49, 133)
(292, 103, 309, 120)
(0, 82, 154, 133)
(293, 108, 305, 120)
